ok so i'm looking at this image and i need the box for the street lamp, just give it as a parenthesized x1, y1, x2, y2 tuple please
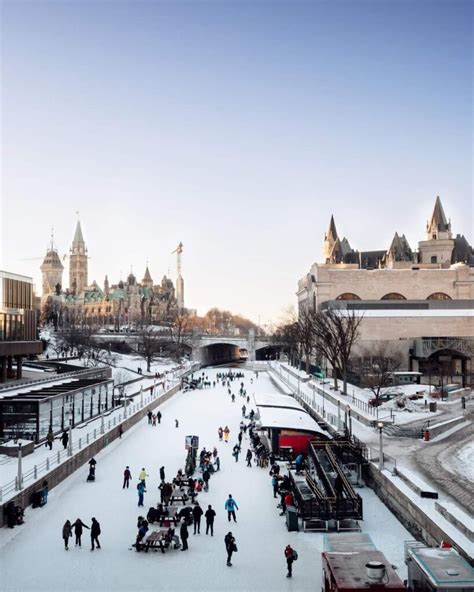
(17, 442, 23, 490)
(377, 421, 384, 471)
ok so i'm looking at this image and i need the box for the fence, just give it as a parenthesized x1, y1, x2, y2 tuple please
(367, 446, 397, 474)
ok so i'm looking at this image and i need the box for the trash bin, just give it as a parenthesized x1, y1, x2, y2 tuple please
(286, 506, 299, 532)
(429, 402, 437, 413)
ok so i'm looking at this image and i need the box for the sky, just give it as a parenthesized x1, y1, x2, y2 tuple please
(1, 0, 472, 324)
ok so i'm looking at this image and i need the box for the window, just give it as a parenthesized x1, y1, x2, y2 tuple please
(381, 293, 406, 300)
(427, 292, 451, 300)
(336, 293, 361, 301)
(431, 256, 437, 264)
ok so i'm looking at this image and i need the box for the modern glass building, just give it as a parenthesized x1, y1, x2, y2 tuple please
(0, 370, 114, 443)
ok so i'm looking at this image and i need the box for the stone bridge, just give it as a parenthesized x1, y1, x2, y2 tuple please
(191, 330, 278, 365)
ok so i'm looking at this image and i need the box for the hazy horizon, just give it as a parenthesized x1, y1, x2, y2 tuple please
(1, 1, 472, 324)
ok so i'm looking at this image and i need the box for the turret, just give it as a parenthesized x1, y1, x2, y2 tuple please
(323, 215, 338, 263)
(69, 220, 88, 294)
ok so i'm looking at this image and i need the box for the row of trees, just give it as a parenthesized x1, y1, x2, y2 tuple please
(275, 307, 404, 403)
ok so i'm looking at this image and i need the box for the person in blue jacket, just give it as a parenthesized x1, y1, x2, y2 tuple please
(224, 494, 239, 522)
(137, 481, 146, 507)
(294, 453, 304, 474)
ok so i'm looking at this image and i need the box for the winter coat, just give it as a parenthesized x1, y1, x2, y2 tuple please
(192, 505, 203, 519)
(47, 431, 54, 444)
(202, 470, 210, 483)
(224, 533, 235, 551)
(71, 520, 89, 535)
(159, 468, 165, 481)
(180, 523, 189, 540)
(91, 519, 101, 537)
(62, 523, 72, 539)
(205, 509, 216, 523)
(124, 468, 131, 479)
(224, 497, 238, 512)
(137, 482, 146, 495)
(139, 470, 148, 481)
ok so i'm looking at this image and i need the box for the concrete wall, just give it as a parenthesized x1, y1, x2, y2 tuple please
(363, 463, 473, 565)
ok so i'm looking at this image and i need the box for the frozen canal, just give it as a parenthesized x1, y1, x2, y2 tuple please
(0, 367, 411, 592)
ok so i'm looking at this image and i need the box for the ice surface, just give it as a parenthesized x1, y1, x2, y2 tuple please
(0, 367, 411, 592)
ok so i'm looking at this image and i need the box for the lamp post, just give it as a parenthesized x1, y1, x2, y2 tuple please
(122, 386, 127, 419)
(377, 421, 384, 471)
(322, 389, 326, 418)
(17, 442, 23, 490)
(68, 419, 73, 457)
(100, 400, 105, 435)
(337, 400, 341, 431)
(140, 385, 144, 408)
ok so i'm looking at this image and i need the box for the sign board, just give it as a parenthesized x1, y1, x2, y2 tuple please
(185, 435, 199, 450)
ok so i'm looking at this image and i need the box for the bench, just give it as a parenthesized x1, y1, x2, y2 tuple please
(169, 493, 188, 505)
(137, 530, 170, 553)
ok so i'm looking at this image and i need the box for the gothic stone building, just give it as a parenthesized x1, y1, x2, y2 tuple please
(297, 197, 474, 384)
(41, 221, 179, 326)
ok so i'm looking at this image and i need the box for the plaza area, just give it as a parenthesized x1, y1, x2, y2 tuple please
(0, 368, 411, 592)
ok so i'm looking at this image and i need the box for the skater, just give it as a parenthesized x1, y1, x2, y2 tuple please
(147, 410, 152, 424)
(152, 414, 157, 426)
(135, 519, 149, 551)
(157, 410, 162, 423)
(223, 426, 230, 443)
(205, 504, 216, 536)
(285, 544, 297, 577)
(192, 502, 203, 534)
(62, 520, 72, 550)
(272, 475, 279, 498)
(180, 520, 189, 551)
(232, 444, 240, 462)
(203, 468, 210, 491)
(87, 458, 96, 482)
(224, 494, 239, 522)
(137, 480, 146, 507)
(46, 428, 54, 450)
(118, 424, 123, 439)
(237, 431, 243, 445)
(138, 468, 148, 485)
(246, 449, 252, 467)
(241, 404, 246, 417)
(159, 466, 165, 482)
(175, 419, 179, 428)
(246, 395, 250, 403)
(61, 430, 69, 450)
(218, 427, 223, 441)
(225, 532, 236, 566)
(215, 456, 220, 471)
(71, 518, 89, 547)
(231, 394, 235, 402)
(212, 446, 218, 459)
(90, 517, 101, 550)
(123, 466, 131, 488)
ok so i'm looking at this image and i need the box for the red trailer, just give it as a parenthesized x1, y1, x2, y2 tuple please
(322, 550, 406, 592)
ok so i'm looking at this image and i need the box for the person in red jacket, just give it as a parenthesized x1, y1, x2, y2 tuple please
(284, 544, 297, 577)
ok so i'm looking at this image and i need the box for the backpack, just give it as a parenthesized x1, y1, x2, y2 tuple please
(292, 550, 298, 561)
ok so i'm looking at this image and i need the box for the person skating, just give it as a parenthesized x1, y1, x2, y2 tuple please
(272, 475, 279, 498)
(180, 521, 189, 551)
(135, 519, 149, 551)
(46, 428, 54, 450)
(224, 494, 239, 522)
(225, 532, 236, 566)
(232, 444, 240, 462)
(192, 502, 203, 534)
(241, 405, 246, 417)
(205, 505, 216, 536)
(157, 410, 162, 424)
(90, 517, 101, 550)
(147, 411, 152, 424)
(175, 419, 179, 428)
(246, 449, 252, 467)
(223, 426, 230, 443)
(218, 427, 223, 441)
(138, 468, 148, 486)
(61, 430, 69, 450)
(62, 520, 72, 550)
(71, 518, 89, 547)
(285, 544, 297, 577)
(123, 466, 131, 489)
(237, 431, 243, 445)
(202, 468, 210, 491)
(137, 480, 146, 507)
(159, 466, 165, 482)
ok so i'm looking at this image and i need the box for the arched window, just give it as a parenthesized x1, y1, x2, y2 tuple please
(381, 293, 406, 300)
(336, 293, 361, 301)
(427, 292, 451, 300)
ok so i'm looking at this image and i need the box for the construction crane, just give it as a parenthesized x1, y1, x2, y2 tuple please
(171, 242, 183, 276)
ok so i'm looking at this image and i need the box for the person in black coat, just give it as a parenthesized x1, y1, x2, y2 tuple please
(192, 502, 203, 534)
(71, 518, 89, 547)
(202, 469, 210, 491)
(61, 431, 69, 450)
(205, 505, 216, 536)
(90, 517, 101, 550)
(159, 466, 165, 482)
(224, 532, 236, 566)
(123, 466, 131, 489)
(180, 521, 189, 551)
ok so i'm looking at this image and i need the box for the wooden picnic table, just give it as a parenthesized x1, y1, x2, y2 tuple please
(169, 492, 189, 505)
(144, 529, 169, 553)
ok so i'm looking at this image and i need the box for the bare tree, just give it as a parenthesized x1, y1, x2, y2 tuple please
(273, 321, 299, 365)
(311, 307, 362, 394)
(169, 311, 192, 360)
(359, 341, 403, 406)
(295, 308, 317, 373)
(132, 328, 163, 372)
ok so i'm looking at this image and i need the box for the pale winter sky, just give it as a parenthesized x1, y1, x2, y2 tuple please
(1, 1, 472, 324)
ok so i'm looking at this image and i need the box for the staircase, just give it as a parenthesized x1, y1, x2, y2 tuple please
(383, 424, 423, 439)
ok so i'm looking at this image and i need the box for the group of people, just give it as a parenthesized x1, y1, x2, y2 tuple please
(146, 410, 162, 426)
(62, 517, 101, 551)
